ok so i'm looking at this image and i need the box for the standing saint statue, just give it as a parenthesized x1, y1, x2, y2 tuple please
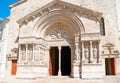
(85, 46, 89, 59)
(93, 45, 98, 58)
(28, 47, 33, 61)
(21, 50, 26, 61)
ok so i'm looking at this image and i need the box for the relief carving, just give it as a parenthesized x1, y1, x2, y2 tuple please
(28, 46, 33, 61)
(93, 45, 98, 58)
(34, 46, 39, 61)
(21, 46, 26, 61)
(7, 48, 18, 60)
(34, 45, 47, 66)
(85, 46, 89, 59)
(46, 26, 71, 41)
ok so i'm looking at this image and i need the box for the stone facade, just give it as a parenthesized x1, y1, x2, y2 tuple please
(2, 0, 120, 81)
(0, 19, 9, 78)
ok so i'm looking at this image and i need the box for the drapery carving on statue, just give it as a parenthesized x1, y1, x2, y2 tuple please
(85, 46, 89, 59)
(34, 45, 47, 66)
(34, 46, 39, 61)
(93, 45, 98, 58)
(28, 46, 33, 61)
(21, 47, 26, 61)
(75, 47, 80, 61)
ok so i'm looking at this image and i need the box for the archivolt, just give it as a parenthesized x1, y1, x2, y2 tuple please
(32, 10, 85, 37)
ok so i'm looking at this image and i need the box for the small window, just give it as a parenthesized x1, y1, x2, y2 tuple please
(100, 18, 105, 35)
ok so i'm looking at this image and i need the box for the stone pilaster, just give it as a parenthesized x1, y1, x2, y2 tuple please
(82, 42, 85, 62)
(32, 44, 35, 61)
(97, 41, 100, 63)
(25, 44, 28, 61)
(90, 41, 93, 62)
(18, 44, 21, 61)
(73, 34, 81, 78)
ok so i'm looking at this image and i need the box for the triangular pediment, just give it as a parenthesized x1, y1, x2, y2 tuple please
(17, 0, 103, 25)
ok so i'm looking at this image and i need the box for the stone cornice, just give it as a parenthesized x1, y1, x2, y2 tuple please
(9, 0, 27, 8)
(17, 0, 103, 26)
(0, 19, 9, 27)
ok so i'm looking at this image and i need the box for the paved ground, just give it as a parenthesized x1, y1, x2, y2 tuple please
(1, 75, 120, 83)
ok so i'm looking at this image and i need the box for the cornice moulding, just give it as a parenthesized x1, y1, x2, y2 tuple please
(9, 0, 27, 8)
(17, 0, 103, 26)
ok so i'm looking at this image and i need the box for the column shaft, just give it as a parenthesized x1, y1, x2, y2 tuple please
(97, 41, 100, 63)
(18, 45, 21, 61)
(90, 41, 93, 62)
(58, 46, 61, 76)
(32, 44, 35, 61)
(82, 42, 85, 61)
(25, 44, 28, 61)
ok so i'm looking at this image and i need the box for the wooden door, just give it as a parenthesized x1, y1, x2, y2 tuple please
(105, 58, 115, 75)
(111, 58, 115, 75)
(11, 60, 17, 75)
(49, 54, 52, 76)
(49, 47, 59, 76)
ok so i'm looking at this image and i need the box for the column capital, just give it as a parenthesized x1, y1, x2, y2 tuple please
(75, 34, 80, 43)
(18, 44, 21, 46)
(58, 46, 61, 50)
(25, 44, 28, 47)
(74, 33, 80, 36)
(90, 41, 93, 44)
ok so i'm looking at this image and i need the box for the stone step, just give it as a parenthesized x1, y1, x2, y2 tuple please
(4, 77, 104, 83)
(4, 75, 120, 83)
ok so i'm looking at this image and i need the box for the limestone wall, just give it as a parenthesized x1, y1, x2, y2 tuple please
(8, 0, 119, 51)
(7, 0, 120, 78)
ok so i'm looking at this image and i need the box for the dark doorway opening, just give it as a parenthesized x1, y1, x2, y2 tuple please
(49, 47, 59, 76)
(105, 58, 115, 75)
(61, 46, 71, 76)
(49, 46, 71, 76)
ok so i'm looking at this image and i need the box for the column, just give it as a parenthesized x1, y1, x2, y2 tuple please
(90, 41, 93, 62)
(18, 44, 21, 61)
(32, 44, 35, 61)
(73, 34, 81, 78)
(58, 46, 61, 76)
(25, 44, 28, 61)
(82, 42, 85, 61)
(75, 34, 80, 61)
(97, 41, 100, 63)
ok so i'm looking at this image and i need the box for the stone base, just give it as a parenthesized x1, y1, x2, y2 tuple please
(73, 61, 81, 78)
(82, 64, 104, 79)
(16, 66, 48, 79)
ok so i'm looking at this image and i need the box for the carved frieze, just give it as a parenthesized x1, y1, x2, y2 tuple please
(7, 48, 18, 60)
(102, 43, 119, 58)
